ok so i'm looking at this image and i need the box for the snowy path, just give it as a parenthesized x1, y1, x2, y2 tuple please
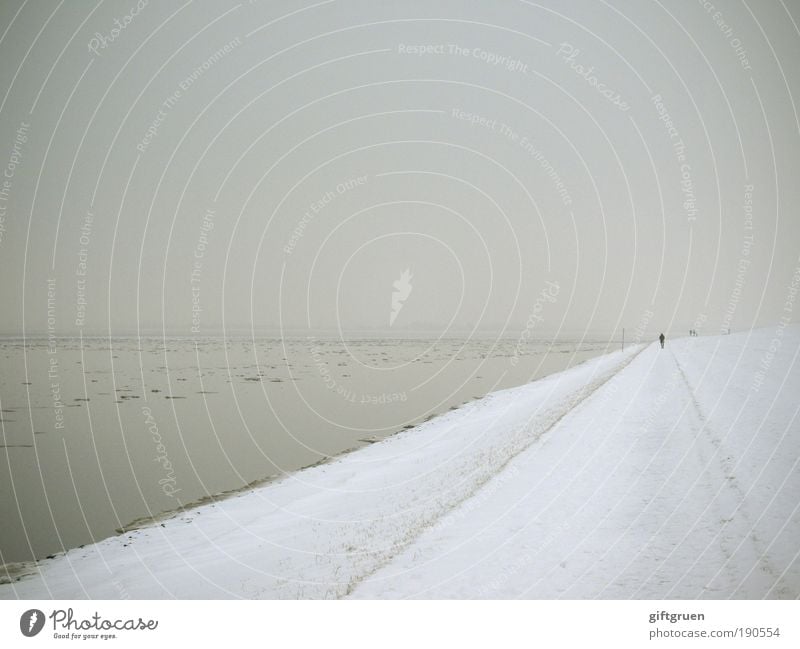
(350, 332, 800, 598)
(2, 343, 642, 599)
(2, 329, 798, 599)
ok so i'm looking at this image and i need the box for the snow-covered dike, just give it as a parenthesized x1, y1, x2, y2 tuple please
(2, 329, 798, 599)
(351, 329, 800, 599)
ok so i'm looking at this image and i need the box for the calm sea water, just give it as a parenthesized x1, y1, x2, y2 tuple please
(0, 336, 614, 564)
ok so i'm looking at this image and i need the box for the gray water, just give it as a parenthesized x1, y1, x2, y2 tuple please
(0, 336, 614, 564)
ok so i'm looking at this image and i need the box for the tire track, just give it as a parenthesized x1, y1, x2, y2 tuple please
(670, 353, 780, 590)
(342, 345, 647, 598)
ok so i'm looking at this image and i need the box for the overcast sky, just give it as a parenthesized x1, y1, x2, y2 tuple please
(0, 0, 798, 339)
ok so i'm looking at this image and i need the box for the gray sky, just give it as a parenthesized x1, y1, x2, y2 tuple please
(0, 0, 798, 339)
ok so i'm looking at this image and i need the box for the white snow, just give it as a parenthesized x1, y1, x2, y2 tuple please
(2, 328, 798, 599)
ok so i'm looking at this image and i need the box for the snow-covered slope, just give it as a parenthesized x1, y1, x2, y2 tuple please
(351, 328, 800, 598)
(2, 329, 798, 599)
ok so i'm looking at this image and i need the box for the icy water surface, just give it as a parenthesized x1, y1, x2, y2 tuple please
(0, 336, 613, 564)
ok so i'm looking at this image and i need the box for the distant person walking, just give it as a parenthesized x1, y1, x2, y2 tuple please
(659, 333, 665, 349)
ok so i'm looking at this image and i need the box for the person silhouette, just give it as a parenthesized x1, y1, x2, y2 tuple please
(659, 333, 665, 349)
